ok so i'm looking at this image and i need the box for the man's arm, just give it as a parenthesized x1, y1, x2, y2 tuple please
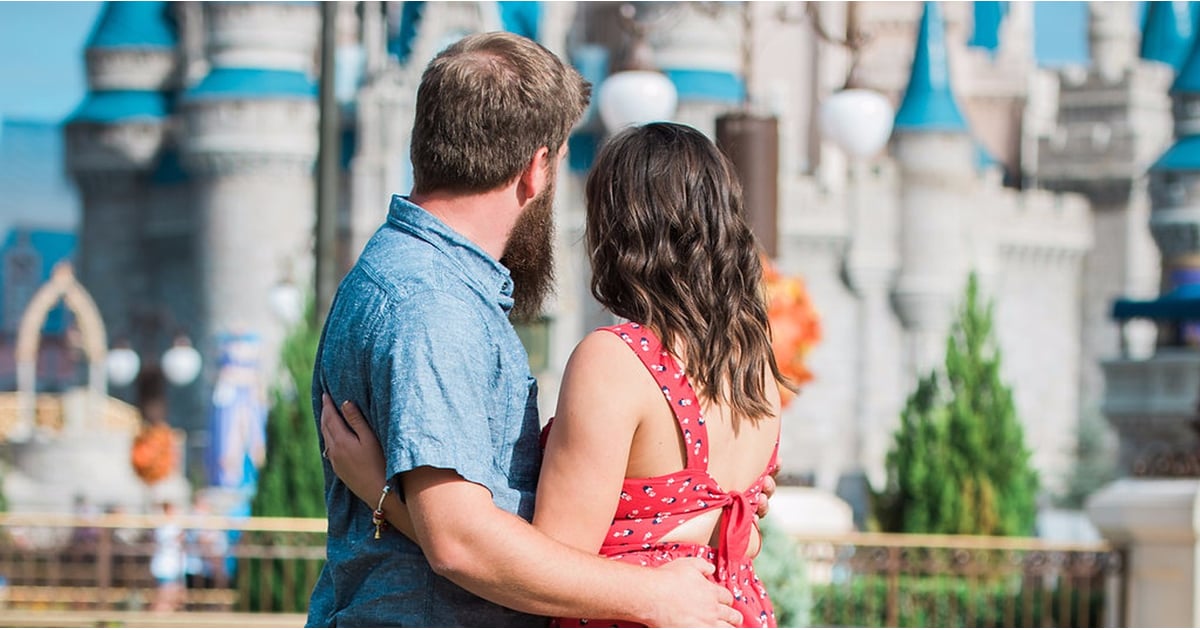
(340, 290, 741, 626)
(404, 466, 739, 627)
(321, 392, 776, 541)
(321, 394, 740, 626)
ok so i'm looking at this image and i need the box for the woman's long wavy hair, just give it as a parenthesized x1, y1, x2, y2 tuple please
(585, 122, 791, 424)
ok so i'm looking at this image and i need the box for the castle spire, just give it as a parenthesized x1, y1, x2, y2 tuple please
(86, 1, 176, 50)
(1173, 11, 1200, 96)
(893, 1, 968, 134)
(1140, 1, 1200, 341)
(69, 1, 176, 124)
(1156, 11, 1200, 171)
(1141, 1, 1197, 71)
(65, 2, 179, 357)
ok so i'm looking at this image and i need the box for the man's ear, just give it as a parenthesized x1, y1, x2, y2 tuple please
(517, 146, 553, 204)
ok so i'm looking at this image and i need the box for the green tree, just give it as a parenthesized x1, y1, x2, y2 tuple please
(252, 302, 325, 519)
(875, 274, 1038, 536)
(246, 302, 325, 613)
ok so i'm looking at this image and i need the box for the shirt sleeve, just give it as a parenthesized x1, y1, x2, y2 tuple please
(368, 289, 500, 499)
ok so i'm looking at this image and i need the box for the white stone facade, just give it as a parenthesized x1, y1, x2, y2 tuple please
(71, 1, 1158, 505)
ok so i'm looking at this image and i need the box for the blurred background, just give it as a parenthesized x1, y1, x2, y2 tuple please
(0, 0, 1196, 626)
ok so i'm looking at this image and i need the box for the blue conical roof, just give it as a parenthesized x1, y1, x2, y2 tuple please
(968, 1, 1006, 54)
(1173, 7, 1200, 93)
(388, 1, 425, 63)
(499, 1, 542, 42)
(1142, 1, 1198, 71)
(1156, 3, 1200, 171)
(86, 2, 176, 49)
(388, 1, 544, 63)
(69, 91, 169, 123)
(184, 68, 317, 101)
(894, 2, 968, 133)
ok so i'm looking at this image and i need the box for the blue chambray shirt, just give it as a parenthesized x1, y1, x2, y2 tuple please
(306, 195, 544, 627)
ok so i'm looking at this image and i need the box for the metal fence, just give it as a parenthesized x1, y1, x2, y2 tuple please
(0, 513, 1123, 627)
(778, 532, 1123, 628)
(0, 512, 324, 623)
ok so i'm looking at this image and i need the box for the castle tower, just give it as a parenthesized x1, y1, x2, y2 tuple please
(64, 1, 175, 346)
(1148, 29, 1200, 337)
(891, 1, 975, 376)
(1037, 1, 1173, 419)
(178, 2, 320, 381)
(1087, 16, 1200, 613)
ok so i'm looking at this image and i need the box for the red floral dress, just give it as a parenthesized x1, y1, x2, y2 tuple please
(546, 323, 779, 628)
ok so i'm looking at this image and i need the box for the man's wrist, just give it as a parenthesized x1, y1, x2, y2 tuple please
(621, 567, 663, 626)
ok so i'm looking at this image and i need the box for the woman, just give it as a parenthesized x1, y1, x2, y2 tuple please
(321, 122, 791, 627)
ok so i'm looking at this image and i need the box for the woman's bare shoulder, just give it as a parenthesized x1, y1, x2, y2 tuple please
(559, 329, 652, 402)
(566, 329, 639, 369)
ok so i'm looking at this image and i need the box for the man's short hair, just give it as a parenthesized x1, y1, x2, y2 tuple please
(410, 32, 591, 195)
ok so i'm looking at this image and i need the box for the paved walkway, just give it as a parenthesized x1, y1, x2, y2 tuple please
(0, 610, 308, 627)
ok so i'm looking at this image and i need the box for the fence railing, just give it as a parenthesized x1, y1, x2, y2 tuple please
(774, 532, 1123, 628)
(0, 513, 1124, 628)
(0, 512, 324, 620)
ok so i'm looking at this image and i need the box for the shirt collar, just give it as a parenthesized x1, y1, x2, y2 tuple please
(387, 195, 515, 309)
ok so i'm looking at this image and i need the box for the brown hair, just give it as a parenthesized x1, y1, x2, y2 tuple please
(585, 122, 790, 424)
(410, 32, 591, 195)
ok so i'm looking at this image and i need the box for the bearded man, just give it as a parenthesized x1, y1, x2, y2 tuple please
(307, 32, 742, 628)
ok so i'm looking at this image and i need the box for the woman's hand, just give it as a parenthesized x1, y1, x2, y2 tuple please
(319, 393, 389, 507)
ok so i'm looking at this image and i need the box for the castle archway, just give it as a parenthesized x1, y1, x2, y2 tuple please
(11, 263, 109, 439)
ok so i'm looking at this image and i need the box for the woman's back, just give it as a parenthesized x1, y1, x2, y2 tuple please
(543, 122, 792, 628)
(620, 329, 780, 554)
(542, 323, 780, 628)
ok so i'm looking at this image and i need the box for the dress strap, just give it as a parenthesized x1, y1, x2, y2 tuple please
(598, 324, 710, 470)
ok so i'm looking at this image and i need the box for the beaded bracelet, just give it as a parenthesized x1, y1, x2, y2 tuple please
(372, 483, 392, 540)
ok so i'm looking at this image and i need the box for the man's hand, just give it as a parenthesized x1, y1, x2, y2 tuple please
(644, 558, 742, 627)
(756, 463, 780, 519)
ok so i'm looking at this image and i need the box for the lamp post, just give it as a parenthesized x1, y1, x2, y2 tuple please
(106, 315, 202, 427)
(824, 94, 894, 495)
(269, 276, 304, 327)
(712, 2, 832, 258)
(314, 1, 340, 326)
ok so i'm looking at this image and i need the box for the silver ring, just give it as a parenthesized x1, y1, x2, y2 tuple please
(322, 447, 329, 459)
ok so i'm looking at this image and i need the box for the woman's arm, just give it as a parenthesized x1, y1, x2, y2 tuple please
(531, 330, 646, 552)
(319, 394, 415, 539)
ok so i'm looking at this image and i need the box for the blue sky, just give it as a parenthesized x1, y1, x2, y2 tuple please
(0, 1, 1123, 124)
(0, 2, 102, 123)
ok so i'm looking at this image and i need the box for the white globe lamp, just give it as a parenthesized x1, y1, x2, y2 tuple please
(269, 280, 304, 326)
(162, 338, 203, 386)
(598, 70, 679, 131)
(818, 88, 895, 158)
(106, 347, 141, 388)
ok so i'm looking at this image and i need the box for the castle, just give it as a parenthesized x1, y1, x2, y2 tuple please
(51, 1, 1180, 515)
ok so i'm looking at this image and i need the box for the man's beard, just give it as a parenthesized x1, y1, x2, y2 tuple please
(501, 177, 556, 323)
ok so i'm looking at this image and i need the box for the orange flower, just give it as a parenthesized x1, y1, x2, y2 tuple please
(131, 422, 179, 485)
(762, 257, 822, 406)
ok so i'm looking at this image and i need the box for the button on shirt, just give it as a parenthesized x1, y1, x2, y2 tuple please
(306, 195, 544, 627)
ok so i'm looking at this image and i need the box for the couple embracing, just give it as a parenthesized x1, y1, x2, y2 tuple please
(307, 31, 791, 628)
